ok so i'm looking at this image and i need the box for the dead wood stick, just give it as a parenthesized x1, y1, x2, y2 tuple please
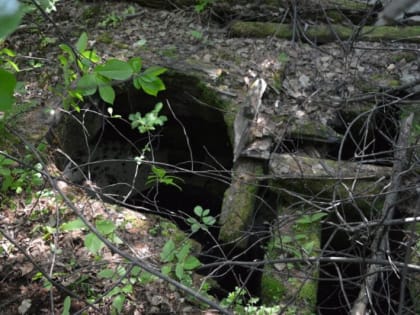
(350, 113, 414, 315)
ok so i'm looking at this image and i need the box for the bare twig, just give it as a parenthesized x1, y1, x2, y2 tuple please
(10, 130, 234, 315)
(350, 113, 414, 315)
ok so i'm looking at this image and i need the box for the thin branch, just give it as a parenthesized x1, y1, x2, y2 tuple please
(12, 131, 234, 315)
(351, 113, 414, 315)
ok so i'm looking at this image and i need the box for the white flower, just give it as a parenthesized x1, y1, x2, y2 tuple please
(0, 0, 20, 17)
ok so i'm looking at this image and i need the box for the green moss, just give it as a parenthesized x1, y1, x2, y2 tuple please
(219, 162, 264, 245)
(269, 175, 387, 214)
(81, 5, 103, 20)
(197, 81, 230, 111)
(97, 32, 113, 44)
(325, 11, 344, 23)
(370, 73, 400, 88)
(160, 46, 178, 58)
(261, 274, 286, 304)
(219, 181, 258, 242)
(196, 81, 234, 143)
(390, 52, 417, 63)
(232, 21, 420, 43)
(299, 282, 317, 307)
(363, 25, 420, 43)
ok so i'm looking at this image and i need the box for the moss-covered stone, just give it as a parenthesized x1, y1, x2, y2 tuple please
(262, 202, 321, 314)
(369, 73, 400, 89)
(288, 120, 343, 143)
(390, 51, 418, 63)
(268, 153, 390, 212)
(230, 21, 420, 43)
(219, 159, 264, 247)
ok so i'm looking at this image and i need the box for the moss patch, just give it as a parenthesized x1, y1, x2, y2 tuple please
(299, 281, 317, 307)
(261, 274, 286, 304)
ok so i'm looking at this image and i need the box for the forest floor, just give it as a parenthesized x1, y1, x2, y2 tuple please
(1, 0, 419, 314)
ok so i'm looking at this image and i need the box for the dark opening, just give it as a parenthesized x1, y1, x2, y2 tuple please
(317, 208, 413, 314)
(50, 72, 273, 301)
(329, 104, 400, 163)
(316, 103, 413, 314)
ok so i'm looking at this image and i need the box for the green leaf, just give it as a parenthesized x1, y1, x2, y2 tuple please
(116, 266, 126, 277)
(1, 175, 12, 191)
(176, 243, 190, 261)
(175, 263, 184, 280)
(129, 57, 142, 73)
(142, 66, 167, 77)
(95, 59, 133, 80)
(0, 6, 24, 39)
(186, 217, 196, 225)
(0, 168, 11, 176)
(59, 44, 75, 62)
(60, 218, 86, 231)
(280, 235, 292, 243)
(161, 265, 172, 276)
(75, 32, 88, 53)
(0, 157, 14, 166)
(191, 224, 200, 233)
(1, 48, 16, 57)
(310, 212, 328, 222)
(81, 49, 100, 63)
(137, 75, 165, 96)
(106, 287, 121, 298)
(132, 266, 141, 276)
(84, 233, 104, 254)
(0, 69, 16, 111)
(133, 39, 147, 47)
(122, 284, 133, 293)
(99, 84, 115, 105)
(96, 219, 116, 235)
(160, 239, 175, 262)
(62, 296, 71, 315)
(98, 269, 115, 279)
(152, 166, 166, 178)
(190, 30, 203, 40)
(132, 77, 142, 90)
(303, 241, 315, 254)
(184, 256, 201, 270)
(194, 206, 203, 217)
(5, 59, 19, 72)
(296, 213, 326, 224)
(139, 271, 154, 284)
(77, 74, 98, 96)
(0, 94, 14, 112)
(295, 234, 306, 240)
(203, 216, 215, 226)
(296, 215, 310, 225)
(111, 234, 123, 244)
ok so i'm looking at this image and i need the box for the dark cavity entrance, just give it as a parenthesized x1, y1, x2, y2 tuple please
(315, 103, 414, 314)
(49, 71, 270, 301)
